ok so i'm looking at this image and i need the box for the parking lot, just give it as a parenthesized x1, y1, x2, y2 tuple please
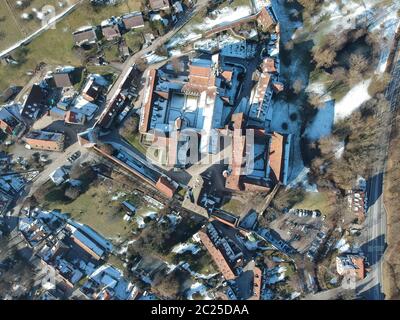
(269, 209, 327, 254)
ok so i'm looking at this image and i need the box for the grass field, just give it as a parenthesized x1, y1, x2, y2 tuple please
(125, 132, 148, 155)
(45, 179, 159, 240)
(220, 198, 243, 216)
(0, 1, 81, 51)
(292, 191, 334, 217)
(0, 1, 24, 50)
(0, 0, 141, 92)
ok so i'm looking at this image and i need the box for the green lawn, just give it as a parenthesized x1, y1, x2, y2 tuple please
(220, 198, 243, 215)
(292, 191, 334, 217)
(0, 1, 24, 51)
(124, 29, 145, 53)
(0, 0, 141, 92)
(44, 179, 158, 240)
(125, 132, 148, 155)
(103, 44, 121, 62)
(0, 1, 83, 51)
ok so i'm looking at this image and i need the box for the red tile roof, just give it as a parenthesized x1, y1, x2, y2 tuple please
(149, 0, 170, 11)
(256, 73, 272, 103)
(263, 57, 277, 73)
(225, 113, 246, 191)
(140, 69, 157, 133)
(352, 256, 365, 280)
(182, 63, 217, 94)
(222, 70, 233, 82)
(155, 176, 177, 198)
(122, 13, 144, 29)
(248, 267, 262, 300)
(272, 82, 284, 93)
(269, 132, 284, 183)
(256, 6, 276, 29)
(102, 25, 121, 40)
(198, 230, 236, 281)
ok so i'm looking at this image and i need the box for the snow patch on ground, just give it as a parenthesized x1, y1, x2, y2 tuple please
(144, 52, 167, 64)
(180, 262, 218, 280)
(186, 281, 213, 300)
(334, 79, 371, 122)
(266, 265, 288, 285)
(336, 238, 350, 253)
(111, 192, 126, 200)
(305, 100, 335, 141)
(135, 216, 145, 228)
(306, 81, 332, 102)
(198, 6, 252, 30)
(334, 140, 345, 159)
(172, 242, 200, 254)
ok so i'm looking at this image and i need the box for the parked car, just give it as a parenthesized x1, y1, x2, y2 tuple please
(67, 151, 81, 163)
(312, 210, 321, 218)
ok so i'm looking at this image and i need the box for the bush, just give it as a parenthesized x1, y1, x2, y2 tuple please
(152, 269, 190, 299)
(97, 143, 115, 156)
(119, 114, 140, 137)
(45, 186, 67, 203)
(368, 73, 391, 96)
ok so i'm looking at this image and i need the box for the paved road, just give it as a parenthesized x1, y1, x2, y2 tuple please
(359, 49, 400, 300)
(357, 172, 386, 300)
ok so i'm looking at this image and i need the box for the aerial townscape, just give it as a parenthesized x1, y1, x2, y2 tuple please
(0, 0, 399, 304)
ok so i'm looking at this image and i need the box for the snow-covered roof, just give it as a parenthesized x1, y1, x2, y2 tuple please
(71, 95, 99, 118)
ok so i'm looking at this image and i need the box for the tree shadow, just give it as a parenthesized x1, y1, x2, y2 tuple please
(358, 283, 385, 300)
(366, 172, 383, 210)
(360, 234, 386, 267)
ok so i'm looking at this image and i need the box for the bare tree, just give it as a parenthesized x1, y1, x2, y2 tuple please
(292, 79, 303, 94)
(308, 93, 323, 108)
(349, 53, 368, 73)
(313, 47, 337, 69)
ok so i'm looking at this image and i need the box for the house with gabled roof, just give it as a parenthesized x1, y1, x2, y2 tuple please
(73, 27, 98, 46)
(149, 0, 170, 11)
(122, 12, 145, 30)
(21, 84, 48, 120)
(0, 105, 25, 136)
(102, 24, 121, 41)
